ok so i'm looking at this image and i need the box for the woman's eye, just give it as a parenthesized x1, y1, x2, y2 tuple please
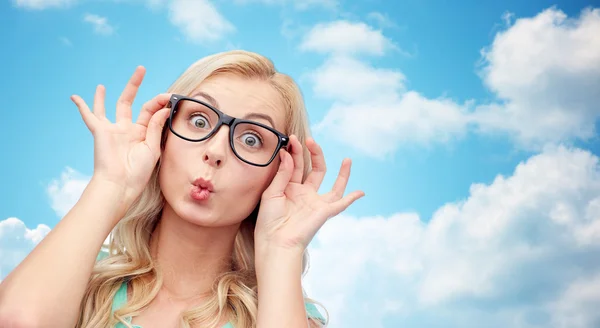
(190, 115, 210, 129)
(240, 133, 262, 148)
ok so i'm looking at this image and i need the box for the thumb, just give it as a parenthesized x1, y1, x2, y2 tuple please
(263, 149, 294, 199)
(145, 107, 171, 157)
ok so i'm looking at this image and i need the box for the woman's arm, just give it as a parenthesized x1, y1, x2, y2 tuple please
(255, 246, 311, 328)
(253, 136, 362, 328)
(0, 178, 131, 328)
(0, 68, 171, 327)
(0, 66, 170, 327)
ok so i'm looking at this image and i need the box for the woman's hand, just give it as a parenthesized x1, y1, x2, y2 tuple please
(71, 66, 171, 205)
(255, 135, 365, 253)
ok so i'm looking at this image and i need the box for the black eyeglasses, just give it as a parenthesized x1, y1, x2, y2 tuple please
(167, 94, 289, 167)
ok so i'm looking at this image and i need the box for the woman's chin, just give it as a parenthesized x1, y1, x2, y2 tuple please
(175, 203, 219, 226)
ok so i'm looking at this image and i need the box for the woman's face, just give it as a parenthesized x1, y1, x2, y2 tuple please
(158, 73, 287, 227)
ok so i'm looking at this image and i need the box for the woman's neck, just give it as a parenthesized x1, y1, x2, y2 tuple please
(149, 204, 240, 299)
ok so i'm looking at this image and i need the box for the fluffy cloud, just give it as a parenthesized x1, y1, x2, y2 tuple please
(303, 20, 471, 157)
(1, 167, 110, 281)
(47, 167, 90, 218)
(112, 0, 237, 42)
(0, 168, 88, 278)
(45, 167, 113, 246)
(167, 0, 235, 43)
(304, 145, 600, 328)
(14, 0, 234, 43)
(309, 54, 470, 158)
(308, 55, 406, 102)
(233, 0, 337, 10)
(550, 273, 600, 328)
(0, 218, 51, 280)
(306, 8, 600, 157)
(474, 7, 600, 149)
(300, 20, 395, 56)
(83, 13, 115, 36)
(12, 0, 75, 10)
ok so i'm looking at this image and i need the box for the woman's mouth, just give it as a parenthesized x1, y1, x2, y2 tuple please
(190, 177, 214, 201)
(190, 185, 211, 201)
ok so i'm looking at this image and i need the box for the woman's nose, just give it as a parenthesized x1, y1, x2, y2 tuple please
(202, 126, 230, 168)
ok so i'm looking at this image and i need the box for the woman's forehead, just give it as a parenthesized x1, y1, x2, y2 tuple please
(189, 74, 287, 132)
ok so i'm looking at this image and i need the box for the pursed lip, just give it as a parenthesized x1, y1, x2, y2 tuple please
(192, 177, 214, 192)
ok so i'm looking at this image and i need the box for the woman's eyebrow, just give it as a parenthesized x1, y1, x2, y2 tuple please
(191, 91, 276, 129)
(191, 91, 219, 108)
(243, 113, 275, 128)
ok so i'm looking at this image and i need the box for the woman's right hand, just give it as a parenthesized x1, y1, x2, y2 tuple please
(70, 66, 171, 203)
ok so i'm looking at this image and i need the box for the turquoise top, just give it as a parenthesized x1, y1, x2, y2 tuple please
(98, 251, 325, 327)
(111, 281, 234, 328)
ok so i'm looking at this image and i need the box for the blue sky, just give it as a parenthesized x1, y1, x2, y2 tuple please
(1, 0, 600, 327)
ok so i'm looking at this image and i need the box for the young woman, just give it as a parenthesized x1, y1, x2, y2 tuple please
(0, 50, 363, 328)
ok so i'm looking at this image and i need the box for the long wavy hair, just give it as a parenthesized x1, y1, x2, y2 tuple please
(76, 50, 327, 328)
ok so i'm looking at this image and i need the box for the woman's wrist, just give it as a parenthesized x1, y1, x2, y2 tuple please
(255, 245, 304, 279)
(86, 176, 136, 222)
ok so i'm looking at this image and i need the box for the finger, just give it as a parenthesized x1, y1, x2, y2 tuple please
(145, 107, 171, 157)
(116, 66, 146, 123)
(304, 138, 326, 191)
(326, 190, 365, 219)
(70, 95, 97, 133)
(93, 84, 106, 119)
(324, 158, 352, 202)
(262, 149, 293, 199)
(289, 135, 304, 184)
(136, 93, 171, 127)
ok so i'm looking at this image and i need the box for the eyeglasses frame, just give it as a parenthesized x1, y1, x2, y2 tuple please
(167, 94, 290, 167)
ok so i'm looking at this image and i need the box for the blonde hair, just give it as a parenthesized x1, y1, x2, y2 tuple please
(76, 50, 327, 328)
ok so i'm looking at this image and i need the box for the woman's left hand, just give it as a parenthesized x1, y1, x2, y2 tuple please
(254, 135, 365, 253)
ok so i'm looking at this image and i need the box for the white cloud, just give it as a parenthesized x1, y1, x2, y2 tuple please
(473, 7, 600, 149)
(83, 13, 115, 36)
(0, 218, 50, 280)
(232, 0, 337, 10)
(12, 0, 76, 10)
(300, 20, 396, 56)
(0, 166, 112, 284)
(46, 167, 112, 246)
(306, 8, 600, 157)
(310, 56, 470, 158)
(168, 0, 235, 43)
(303, 20, 470, 157)
(15, 0, 234, 43)
(550, 273, 600, 328)
(308, 55, 406, 102)
(0, 168, 109, 277)
(47, 167, 91, 218)
(305, 145, 600, 328)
